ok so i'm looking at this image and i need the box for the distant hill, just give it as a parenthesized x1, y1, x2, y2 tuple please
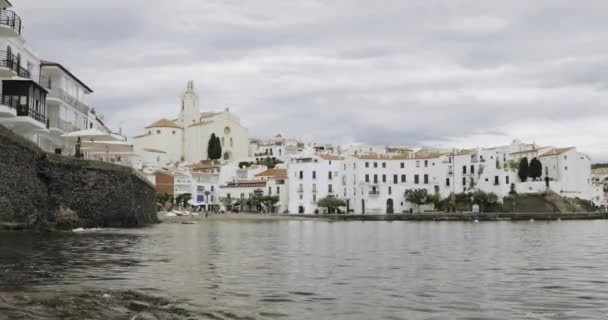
(592, 163, 608, 169)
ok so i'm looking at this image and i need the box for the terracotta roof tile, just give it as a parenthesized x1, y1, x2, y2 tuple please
(540, 147, 575, 157)
(255, 168, 288, 178)
(143, 148, 167, 154)
(145, 118, 182, 129)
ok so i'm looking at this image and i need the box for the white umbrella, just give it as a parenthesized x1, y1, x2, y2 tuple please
(80, 140, 133, 161)
(61, 128, 121, 142)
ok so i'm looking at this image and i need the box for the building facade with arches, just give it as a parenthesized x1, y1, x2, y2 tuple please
(133, 81, 249, 167)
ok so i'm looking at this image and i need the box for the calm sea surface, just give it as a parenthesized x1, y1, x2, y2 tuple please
(1, 220, 608, 319)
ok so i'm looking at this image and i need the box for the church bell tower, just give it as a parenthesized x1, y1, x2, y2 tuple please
(178, 80, 200, 126)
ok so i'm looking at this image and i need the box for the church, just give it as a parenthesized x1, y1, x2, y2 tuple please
(133, 81, 249, 166)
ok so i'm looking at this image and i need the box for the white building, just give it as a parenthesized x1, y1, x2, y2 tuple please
(133, 81, 249, 167)
(288, 154, 345, 214)
(39, 61, 94, 155)
(0, 2, 115, 155)
(0, 2, 49, 146)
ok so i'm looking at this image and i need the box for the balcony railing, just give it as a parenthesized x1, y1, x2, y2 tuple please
(44, 87, 90, 115)
(369, 191, 380, 196)
(0, 10, 22, 35)
(0, 50, 30, 78)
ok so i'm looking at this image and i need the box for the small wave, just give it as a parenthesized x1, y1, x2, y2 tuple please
(72, 228, 103, 233)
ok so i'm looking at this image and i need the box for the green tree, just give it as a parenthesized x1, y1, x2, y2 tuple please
(317, 196, 346, 214)
(518, 157, 529, 182)
(471, 191, 499, 212)
(529, 158, 543, 180)
(404, 189, 429, 213)
(207, 133, 222, 160)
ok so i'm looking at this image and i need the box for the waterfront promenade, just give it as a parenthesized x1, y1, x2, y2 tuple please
(158, 211, 608, 224)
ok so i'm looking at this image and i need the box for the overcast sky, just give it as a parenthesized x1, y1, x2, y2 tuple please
(17, 0, 608, 161)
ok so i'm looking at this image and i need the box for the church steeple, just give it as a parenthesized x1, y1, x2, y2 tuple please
(178, 80, 200, 126)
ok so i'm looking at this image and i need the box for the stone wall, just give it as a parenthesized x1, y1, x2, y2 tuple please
(0, 125, 157, 229)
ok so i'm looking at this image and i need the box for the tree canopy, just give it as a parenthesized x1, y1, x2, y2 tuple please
(317, 196, 346, 210)
(207, 133, 222, 160)
(529, 158, 543, 180)
(518, 157, 529, 182)
(404, 189, 429, 213)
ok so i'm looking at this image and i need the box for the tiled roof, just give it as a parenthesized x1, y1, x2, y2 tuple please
(256, 168, 288, 178)
(511, 147, 548, 155)
(145, 118, 182, 129)
(187, 163, 221, 170)
(540, 147, 575, 157)
(188, 120, 214, 128)
(319, 154, 345, 161)
(133, 133, 151, 139)
(143, 148, 167, 154)
(200, 112, 220, 119)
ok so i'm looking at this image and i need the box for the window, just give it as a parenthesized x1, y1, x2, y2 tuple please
(424, 160, 428, 167)
(312, 171, 316, 179)
(230, 138, 233, 147)
(221, 137, 225, 146)
(393, 175, 398, 184)
(382, 162, 386, 168)
(494, 176, 500, 185)
(565, 166, 568, 171)
(471, 165, 475, 174)
(374, 174, 378, 184)
(299, 171, 303, 179)
(506, 176, 510, 184)
(446, 178, 450, 186)
(416, 161, 420, 168)
(463, 177, 467, 186)
(298, 183, 304, 192)
(365, 162, 369, 168)
(463, 166, 467, 174)
(365, 174, 370, 183)
(328, 171, 333, 180)
(382, 174, 386, 183)
(414, 175, 420, 184)
(313, 194, 316, 202)
(401, 163, 404, 169)
(156, 130, 161, 134)
(328, 184, 333, 193)
(424, 174, 429, 184)
(172, 130, 176, 135)
(388, 186, 392, 195)
(374, 162, 378, 168)
(277, 186, 280, 194)
(268, 187, 272, 195)
(401, 174, 406, 183)
(312, 184, 317, 193)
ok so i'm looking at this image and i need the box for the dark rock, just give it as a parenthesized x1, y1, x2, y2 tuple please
(0, 124, 158, 229)
(129, 300, 152, 311)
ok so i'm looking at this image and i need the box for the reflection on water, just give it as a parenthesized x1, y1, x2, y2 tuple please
(2, 220, 608, 319)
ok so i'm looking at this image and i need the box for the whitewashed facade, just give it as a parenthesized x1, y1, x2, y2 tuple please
(133, 81, 249, 167)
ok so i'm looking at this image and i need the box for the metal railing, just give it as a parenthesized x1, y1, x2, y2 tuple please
(369, 191, 381, 196)
(0, 50, 30, 78)
(44, 86, 90, 115)
(0, 10, 22, 35)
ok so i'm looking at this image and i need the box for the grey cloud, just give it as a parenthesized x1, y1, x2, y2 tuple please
(14, 0, 608, 161)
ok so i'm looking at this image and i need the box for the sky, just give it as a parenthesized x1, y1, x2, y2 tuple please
(16, 0, 608, 162)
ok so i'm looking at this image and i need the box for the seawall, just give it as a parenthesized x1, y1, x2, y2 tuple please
(295, 212, 608, 221)
(0, 124, 158, 230)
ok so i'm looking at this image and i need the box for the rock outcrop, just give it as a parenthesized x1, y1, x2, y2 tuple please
(0, 125, 157, 229)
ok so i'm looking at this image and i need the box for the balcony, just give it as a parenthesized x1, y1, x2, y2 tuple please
(44, 87, 90, 115)
(0, 80, 48, 132)
(369, 191, 380, 197)
(0, 50, 30, 79)
(0, 10, 22, 37)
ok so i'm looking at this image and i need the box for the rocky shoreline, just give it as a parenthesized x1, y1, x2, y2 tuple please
(0, 289, 205, 320)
